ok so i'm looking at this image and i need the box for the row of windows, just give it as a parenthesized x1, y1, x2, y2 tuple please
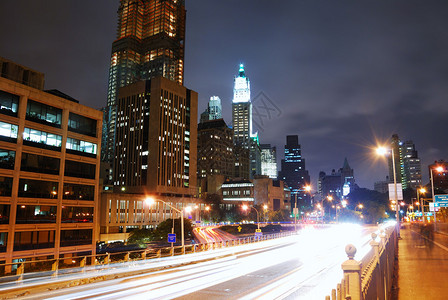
(0, 121, 98, 156)
(0, 90, 98, 136)
(0, 149, 96, 179)
(0, 204, 93, 225)
(9, 229, 92, 252)
(0, 177, 95, 200)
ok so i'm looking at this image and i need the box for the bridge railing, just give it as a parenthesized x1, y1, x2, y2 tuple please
(325, 223, 397, 300)
(0, 229, 297, 285)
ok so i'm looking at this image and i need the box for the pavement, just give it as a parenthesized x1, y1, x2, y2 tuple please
(395, 223, 448, 300)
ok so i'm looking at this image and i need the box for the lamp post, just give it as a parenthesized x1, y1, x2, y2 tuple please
(377, 146, 400, 237)
(263, 204, 268, 223)
(430, 166, 445, 232)
(417, 187, 426, 223)
(145, 197, 185, 247)
(242, 204, 260, 230)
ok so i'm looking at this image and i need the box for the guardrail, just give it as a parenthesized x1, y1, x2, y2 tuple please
(0, 230, 296, 285)
(325, 224, 397, 300)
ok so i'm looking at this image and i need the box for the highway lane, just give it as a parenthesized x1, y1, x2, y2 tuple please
(16, 223, 391, 300)
(194, 226, 237, 244)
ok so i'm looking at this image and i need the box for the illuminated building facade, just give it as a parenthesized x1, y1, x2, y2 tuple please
(101, 77, 198, 242)
(0, 57, 102, 267)
(232, 64, 255, 179)
(260, 144, 277, 179)
(318, 158, 355, 199)
(221, 177, 290, 212)
(102, 0, 186, 164)
(199, 96, 222, 123)
(389, 134, 422, 190)
(197, 119, 234, 179)
(278, 135, 310, 209)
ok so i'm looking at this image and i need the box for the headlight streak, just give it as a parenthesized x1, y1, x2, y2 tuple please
(13, 224, 391, 300)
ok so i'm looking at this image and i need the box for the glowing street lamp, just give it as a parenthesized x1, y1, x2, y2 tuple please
(430, 166, 445, 231)
(242, 204, 260, 230)
(145, 197, 185, 247)
(376, 146, 400, 237)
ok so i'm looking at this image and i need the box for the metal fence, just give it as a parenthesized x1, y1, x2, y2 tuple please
(0, 230, 296, 285)
(325, 224, 397, 300)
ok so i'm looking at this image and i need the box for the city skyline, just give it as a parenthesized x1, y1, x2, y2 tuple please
(1, 0, 447, 188)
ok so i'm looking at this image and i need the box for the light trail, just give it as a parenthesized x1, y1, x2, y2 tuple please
(14, 224, 393, 300)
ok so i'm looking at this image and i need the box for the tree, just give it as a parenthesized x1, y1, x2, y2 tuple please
(152, 218, 194, 243)
(127, 228, 153, 246)
(346, 188, 391, 224)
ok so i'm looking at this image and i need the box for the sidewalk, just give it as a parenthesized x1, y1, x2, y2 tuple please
(395, 224, 448, 300)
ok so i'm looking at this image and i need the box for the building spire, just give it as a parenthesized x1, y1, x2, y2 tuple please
(239, 64, 245, 77)
(342, 157, 351, 170)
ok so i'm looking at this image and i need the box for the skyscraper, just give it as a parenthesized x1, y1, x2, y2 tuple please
(102, 0, 186, 164)
(113, 77, 197, 192)
(279, 135, 310, 209)
(232, 64, 252, 178)
(389, 134, 422, 190)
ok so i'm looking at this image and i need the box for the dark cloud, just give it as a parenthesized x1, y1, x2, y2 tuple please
(1, 0, 447, 189)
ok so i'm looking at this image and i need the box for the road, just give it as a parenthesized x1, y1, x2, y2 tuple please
(194, 226, 237, 244)
(9, 224, 390, 300)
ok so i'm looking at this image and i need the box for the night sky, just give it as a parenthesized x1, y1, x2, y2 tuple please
(1, 0, 447, 189)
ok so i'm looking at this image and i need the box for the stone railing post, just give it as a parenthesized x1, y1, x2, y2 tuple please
(370, 233, 380, 259)
(341, 244, 362, 300)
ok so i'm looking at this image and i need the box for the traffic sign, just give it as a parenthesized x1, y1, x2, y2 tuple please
(435, 195, 448, 207)
(168, 233, 176, 243)
(255, 229, 261, 233)
(255, 231, 262, 237)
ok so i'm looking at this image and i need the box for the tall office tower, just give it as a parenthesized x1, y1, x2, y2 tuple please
(401, 140, 422, 189)
(0, 57, 102, 267)
(261, 144, 277, 179)
(232, 64, 252, 178)
(197, 119, 234, 179)
(102, 77, 197, 241)
(113, 77, 197, 191)
(232, 64, 251, 147)
(388, 134, 422, 190)
(102, 0, 186, 164)
(279, 135, 310, 209)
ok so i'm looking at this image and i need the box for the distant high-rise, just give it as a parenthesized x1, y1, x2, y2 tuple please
(208, 96, 222, 120)
(279, 135, 310, 209)
(102, 0, 186, 164)
(232, 64, 252, 178)
(261, 144, 277, 179)
(318, 158, 355, 199)
(199, 96, 222, 123)
(389, 134, 422, 189)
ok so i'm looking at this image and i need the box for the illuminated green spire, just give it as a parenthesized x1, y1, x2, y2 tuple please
(239, 64, 245, 77)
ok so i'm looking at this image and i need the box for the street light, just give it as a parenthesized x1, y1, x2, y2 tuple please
(417, 187, 426, 223)
(242, 204, 260, 230)
(263, 204, 268, 223)
(376, 146, 400, 237)
(430, 166, 445, 231)
(145, 197, 185, 247)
